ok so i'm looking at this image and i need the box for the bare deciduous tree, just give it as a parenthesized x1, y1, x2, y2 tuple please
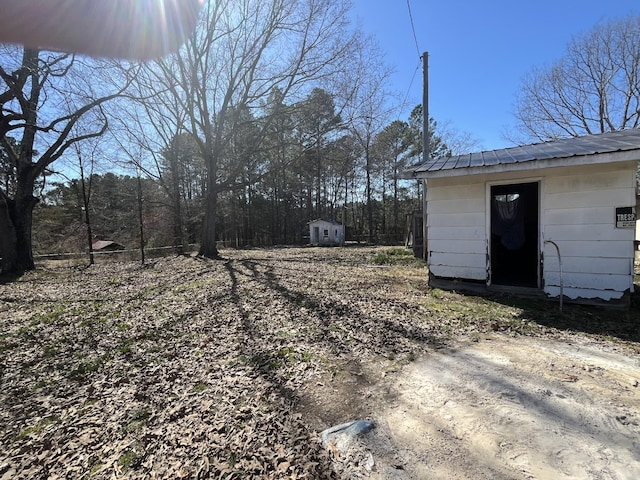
(134, 0, 360, 259)
(346, 39, 394, 243)
(512, 15, 640, 142)
(0, 47, 132, 273)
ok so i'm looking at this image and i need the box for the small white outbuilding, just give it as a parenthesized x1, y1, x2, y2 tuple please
(404, 129, 640, 306)
(308, 218, 344, 246)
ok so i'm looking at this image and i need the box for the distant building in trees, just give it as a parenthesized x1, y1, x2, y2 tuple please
(92, 236, 125, 252)
(308, 219, 344, 246)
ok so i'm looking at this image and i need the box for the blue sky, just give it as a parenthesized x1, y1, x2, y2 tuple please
(350, 0, 639, 151)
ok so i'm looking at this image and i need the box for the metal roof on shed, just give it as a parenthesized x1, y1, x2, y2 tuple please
(405, 129, 640, 177)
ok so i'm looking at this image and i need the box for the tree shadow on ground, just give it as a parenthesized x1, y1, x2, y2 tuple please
(221, 259, 300, 405)
(219, 257, 445, 420)
(233, 258, 443, 354)
(394, 348, 640, 475)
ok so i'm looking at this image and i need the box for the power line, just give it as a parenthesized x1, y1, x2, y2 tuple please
(401, 60, 421, 111)
(406, 0, 421, 60)
(401, 0, 422, 114)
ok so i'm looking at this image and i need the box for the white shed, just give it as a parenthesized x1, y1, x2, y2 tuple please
(308, 218, 344, 246)
(404, 130, 640, 306)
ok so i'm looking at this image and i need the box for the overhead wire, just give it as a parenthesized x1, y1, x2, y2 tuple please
(401, 61, 421, 112)
(406, 0, 422, 60)
(402, 0, 422, 112)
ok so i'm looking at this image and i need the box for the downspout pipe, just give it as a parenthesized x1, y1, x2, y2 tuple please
(544, 240, 563, 313)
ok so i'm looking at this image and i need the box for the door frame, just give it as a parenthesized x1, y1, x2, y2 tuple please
(485, 177, 543, 288)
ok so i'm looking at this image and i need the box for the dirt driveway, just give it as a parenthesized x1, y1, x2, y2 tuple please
(325, 334, 640, 479)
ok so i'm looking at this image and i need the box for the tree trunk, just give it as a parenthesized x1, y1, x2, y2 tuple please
(0, 189, 37, 273)
(137, 174, 146, 265)
(170, 148, 184, 254)
(15, 191, 38, 271)
(172, 198, 184, 254)
(2, 49, 40, 273)
(79, 163, 95, 266)
(0, 194, 18, 273)
(199, 187, 219, 259)
(365, 146, 374, 243)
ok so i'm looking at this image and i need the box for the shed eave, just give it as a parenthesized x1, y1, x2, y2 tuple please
(410, 150, 640, 179)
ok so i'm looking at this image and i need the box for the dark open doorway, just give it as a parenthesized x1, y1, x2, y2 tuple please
(490, 182, 539, 287)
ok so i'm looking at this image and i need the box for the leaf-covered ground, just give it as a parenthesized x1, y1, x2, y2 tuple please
(1, 247, 639, 479)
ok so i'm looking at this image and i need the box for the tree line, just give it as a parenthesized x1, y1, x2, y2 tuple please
(2, 1, 640, 273)
(30, 101, 441, 255)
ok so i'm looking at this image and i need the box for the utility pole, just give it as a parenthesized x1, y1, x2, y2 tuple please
(422, 51, 429, 261)
(422, 51, 429, 162)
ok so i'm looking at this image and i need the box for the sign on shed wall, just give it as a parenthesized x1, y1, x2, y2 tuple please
(615, 206, 636, 228)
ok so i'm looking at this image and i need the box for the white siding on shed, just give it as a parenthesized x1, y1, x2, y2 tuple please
(425, 161, 637, 302)
(426, 177, 486, 280)
(308, 219, 344, 245)
(541, 162, 635, 300)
